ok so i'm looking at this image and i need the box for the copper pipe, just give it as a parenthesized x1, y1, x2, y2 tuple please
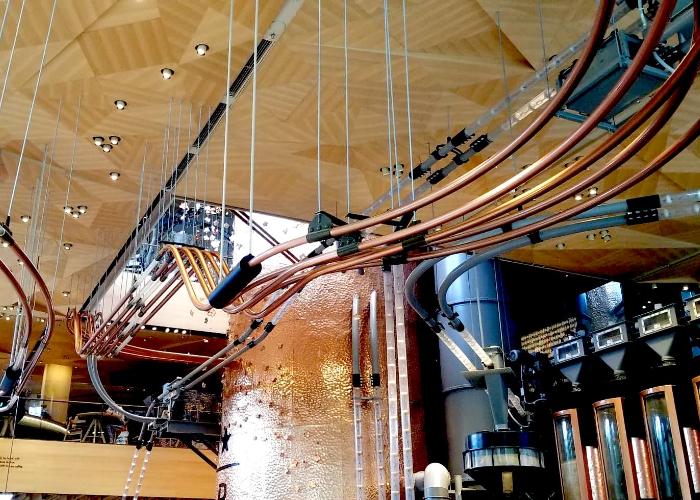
(432, 65, 697, 247)
(631, 437, 658, 499)
(81, 288, 134, 352)
(432, 38, 700, 246)
(248, 0, 616, 268)
(181, 247, 212, 295)
(0, 259, 33, 345)
(120, 345, 222, 364)
(586, 446, 608, 500)
(683, 427, 700, 493)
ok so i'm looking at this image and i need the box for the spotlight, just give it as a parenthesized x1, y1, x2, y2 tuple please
(109, 135, 121, 145)
(652, 283, 658, 289)
(160, 67, 174, 80)
(151, 326, 157, 331)
(195, 43, 209, 56)
(574, 194, 583, 201)
(77, 205, 88, 214)
(599, 229, 610, 237)
(602, 234, 612, 242)
(93, 136, 105, 147)
(140, 325, 145, 330)
(683, 285, 690, 291)
(63, 206, 73, 214)
(182, 330, 187, 334)
(20, 215, 30, 223)
(114, 99, 127, 110)
(165, 327, 170, 333)
(585, 232, 595, 241)
(588, 186, 598, 197)
(62, 242, 73, 250)
(4, 316, 10, 321)
(62, 291, 70, 297)
(109, 171, 120, 181)
(203, 338, 208, 343)
(1, 242, 8, 248)
(102, 144, 113, 153)
(71, 212, 80, 219)
(174, 329, 179, 333)
(555, 242, 566, 250)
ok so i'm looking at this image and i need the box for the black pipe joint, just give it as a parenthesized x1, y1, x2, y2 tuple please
(208, 254, 262, 309)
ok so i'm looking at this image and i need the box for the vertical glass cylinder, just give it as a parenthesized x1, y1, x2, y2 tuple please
(586, 446, 607, 500)
(631, 437, 657, 500)
(640, 386, 692, 500)
(554, 409, 590, 500)
(592, 398, 636, 500)
(692, 375, 700, 419)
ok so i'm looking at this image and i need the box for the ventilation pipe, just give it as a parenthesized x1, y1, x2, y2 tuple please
(433, 255, 511, 477)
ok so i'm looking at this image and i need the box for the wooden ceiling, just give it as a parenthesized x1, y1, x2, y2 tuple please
(0, 0, 698, 324)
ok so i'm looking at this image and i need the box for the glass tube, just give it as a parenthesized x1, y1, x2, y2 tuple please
(593, 399, 634, 500)
(554, 410, 588, 500)
(641, 386, 692, 499)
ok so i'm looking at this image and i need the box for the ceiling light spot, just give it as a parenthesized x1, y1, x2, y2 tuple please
(20, 215, 30, 223)
(114, 100, 127, 110)
(585, 232, 595, 241)
(109, 135, 121, 145)
(195, 43, 209, 56)
(77, 205, 88, 214)
(109, 171, 120, 181)
(101, 143, 113, 153)
(93, 136, 104, 146)
(62, 291, 70, 297)
(574, 194, 583, 201)
(160, 67, 174, 80)
(63, 206, 73, 214)
(63, 242, 73, 250)
(71, 212, 80, 219)
(588, 186, 598, 197)
(683, 285, 690, 291)
(1, 242, 9, 248)
(555, 242, 566, 250)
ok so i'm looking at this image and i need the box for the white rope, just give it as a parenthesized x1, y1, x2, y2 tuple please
(400, 0, 415, 207)
(383, 0, 395, 209)
(50, 95, 82, 299)
(383, 0, 401, 207)
(536, 0, 550, 96)
(6, 0, 58, 222)
(220, 0, 234, 277)
(316, 0, 322, 212)
(0, 0, 25, 114)
(343, 0, 351, 218)
(248, 0, 259, 255)
(0, 0, 12, 43)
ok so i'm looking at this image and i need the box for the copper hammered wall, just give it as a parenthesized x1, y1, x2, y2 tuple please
(217, 266, 427, 499)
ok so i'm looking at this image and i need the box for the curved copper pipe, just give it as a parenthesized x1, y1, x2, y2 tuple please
(432, 62, 697, 247)
(423, 117, 700, 258)
(0, 259, 33, 343)
(248, 0, 616, 268)
(432, 38, 700, 245)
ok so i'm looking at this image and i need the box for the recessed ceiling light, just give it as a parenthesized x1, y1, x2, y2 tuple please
(585, 232, 595, 241)
(101, 144, 113, 153)
(109, 135, 121, 145)
(4, 316, 10, 321)
(160, 67, 174, 80)
(555, 242, 566, 250)
(63, 206, 73, 214)
(203, 338, 208, 343)
(574, 194, 583, 201)
(63, 242, 73, 250)
(62, 291, 70, 297)
(683, 285, 690, 291)
(1, 242, 8, 248)
(151, 326, 156, 331)
(140, 325, 145, 330)
(109, 171, 120, 181)
(20, 215, 30, 223)
(602, 234, 612, 242)
(195, 43, 209, 56)
(182, 330, 187, 334)
(71, 212, 80, 219)
(77, 205, 88, 214)
(588, 187, 598, 197)
(93, 136, 104, 146)
(165, 327, 170, 332)
(114, 99, 127, 110)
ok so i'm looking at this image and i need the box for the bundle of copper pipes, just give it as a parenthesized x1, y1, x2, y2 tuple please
(68, 245, 229, 362)
(0, 225, 55, 404)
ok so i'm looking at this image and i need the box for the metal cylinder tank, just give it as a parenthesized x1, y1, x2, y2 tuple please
(434, 254, 512, 476)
